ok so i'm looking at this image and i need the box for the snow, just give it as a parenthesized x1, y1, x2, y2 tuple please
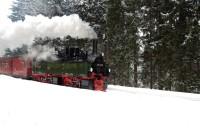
(0, 75, 200, 133)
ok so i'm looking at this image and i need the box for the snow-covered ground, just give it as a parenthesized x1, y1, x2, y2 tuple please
(0, 75, 200, 133)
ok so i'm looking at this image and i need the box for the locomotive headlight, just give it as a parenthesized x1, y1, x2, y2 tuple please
(90, 67, 93, 72)
(109, 68, 111, 73)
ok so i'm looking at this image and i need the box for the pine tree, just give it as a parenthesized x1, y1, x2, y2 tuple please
(123, 0, 141, 87)
(140, 0, 200, 92)
(140, 0, 163, 89)
(105, 0, 140, 86)
(9, 0, 33, 21)
(174, 0, 200, 92)
(9, 0, 73, 21)
(4, 45, 28, 57)
(105, 0, 125, 85)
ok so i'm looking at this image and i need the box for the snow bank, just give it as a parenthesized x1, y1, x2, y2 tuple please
(108, 85, 200, 101)
(0, 14, 97, 55)
(0, 75, 200, 133)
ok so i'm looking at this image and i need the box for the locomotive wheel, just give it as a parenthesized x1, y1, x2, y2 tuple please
(88, 80, 94, 90)
(81, 80, 94, 90)
(104, 79, 108, 89)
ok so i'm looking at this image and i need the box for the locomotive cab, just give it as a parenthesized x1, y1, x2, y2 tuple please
(57, 47, 87, 61)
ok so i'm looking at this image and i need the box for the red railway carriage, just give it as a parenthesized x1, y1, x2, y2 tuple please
(12, 57, 32, 78)
(0, 57, 32, 78)
(0, 57, 13, 75)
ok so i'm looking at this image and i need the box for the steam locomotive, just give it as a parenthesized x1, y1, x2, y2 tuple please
(0, 41, 110, 91)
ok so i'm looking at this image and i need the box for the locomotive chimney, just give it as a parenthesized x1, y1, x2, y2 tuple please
(92, 39, 98, 55)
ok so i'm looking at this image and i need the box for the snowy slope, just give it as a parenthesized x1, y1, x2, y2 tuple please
(0, 75, 200, 133)
(108, 85, 200, 101)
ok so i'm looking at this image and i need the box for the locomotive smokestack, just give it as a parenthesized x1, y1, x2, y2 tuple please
(92, 40, 98, 55)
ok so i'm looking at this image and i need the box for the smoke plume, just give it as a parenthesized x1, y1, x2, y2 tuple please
(0, 14, 97, 56)
(27, 45, 58, 61)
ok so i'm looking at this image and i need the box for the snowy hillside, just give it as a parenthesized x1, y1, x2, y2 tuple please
(0, 75, 200, 133)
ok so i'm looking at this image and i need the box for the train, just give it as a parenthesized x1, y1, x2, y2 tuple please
(0, 43, 110, 91)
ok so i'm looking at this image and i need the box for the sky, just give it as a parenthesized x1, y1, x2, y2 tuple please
(0, 0, 15, 18)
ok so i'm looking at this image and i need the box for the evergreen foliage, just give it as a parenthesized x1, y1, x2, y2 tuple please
(4, 45, 28, 57)
(140, 0, 200, 92)
(105, 0, 140, 86)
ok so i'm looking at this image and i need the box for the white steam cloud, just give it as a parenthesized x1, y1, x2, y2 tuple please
(0, 14, 97, 56)
(27, 46, 58, 61)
